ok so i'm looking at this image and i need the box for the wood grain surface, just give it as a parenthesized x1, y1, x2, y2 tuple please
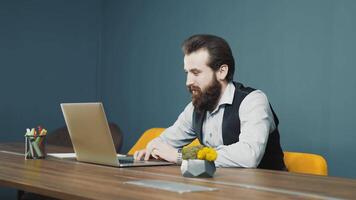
(1, 143, 355, 200)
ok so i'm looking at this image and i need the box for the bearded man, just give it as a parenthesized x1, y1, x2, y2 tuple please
(134, 34, 285, 170)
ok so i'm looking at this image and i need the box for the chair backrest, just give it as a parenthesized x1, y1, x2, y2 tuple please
(284, 151, 328, 176)
(127, 128, 200, 155)
(47, 122, 124, 153)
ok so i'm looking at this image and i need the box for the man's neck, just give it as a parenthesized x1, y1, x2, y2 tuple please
(219, 81, 229, 97)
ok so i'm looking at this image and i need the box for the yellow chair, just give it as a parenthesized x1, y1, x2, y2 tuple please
(127, 128, 200, 155)
(284, 151, 328, 176)
(128, 129, 328, 176)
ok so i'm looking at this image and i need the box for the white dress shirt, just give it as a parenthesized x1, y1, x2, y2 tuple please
(159, 82, 276, 168)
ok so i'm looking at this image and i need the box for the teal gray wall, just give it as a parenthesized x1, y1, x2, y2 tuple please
(0, 0, 102, 198)
(1, 1, 356, 189)
(0, 0, 102, 141)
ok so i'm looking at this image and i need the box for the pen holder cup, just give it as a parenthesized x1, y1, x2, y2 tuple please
(25, 135, 46, 159)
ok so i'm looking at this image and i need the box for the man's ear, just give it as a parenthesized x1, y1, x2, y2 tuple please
(216, 64, 229, 81)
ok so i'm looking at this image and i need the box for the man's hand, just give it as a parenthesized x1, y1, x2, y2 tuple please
(133, 138, 179, 163)
(133, 149, 148, 161)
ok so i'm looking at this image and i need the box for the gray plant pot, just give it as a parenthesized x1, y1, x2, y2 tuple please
(180, 159, 216, 178)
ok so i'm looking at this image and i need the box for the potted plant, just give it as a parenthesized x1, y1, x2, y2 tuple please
(180, 145, 217, 177)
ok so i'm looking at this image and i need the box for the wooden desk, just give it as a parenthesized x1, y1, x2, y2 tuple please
(1, 143, 356, 200)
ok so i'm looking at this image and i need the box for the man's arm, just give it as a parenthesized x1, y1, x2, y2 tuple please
(159, 102, 197, 148)
(134, 103, 197, 162)
(215, 90, 276, 168)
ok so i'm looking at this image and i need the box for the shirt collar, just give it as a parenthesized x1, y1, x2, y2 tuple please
(210, 82, 235, 114)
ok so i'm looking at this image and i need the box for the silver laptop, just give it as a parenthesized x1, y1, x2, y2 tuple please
(60, 102, 174, 167)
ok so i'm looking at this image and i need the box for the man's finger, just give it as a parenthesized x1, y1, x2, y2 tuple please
(134, 151, 140, 159)
(151, 149, 158, 159)
(145, 149, 152, 160)
(136, 150, 145, 161)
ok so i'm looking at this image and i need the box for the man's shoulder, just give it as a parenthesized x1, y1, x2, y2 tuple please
(239, 90, 270, 112)
(178, 102, 194, 118)
(183, 102, 194, 113)
(245, 90, 269, 103)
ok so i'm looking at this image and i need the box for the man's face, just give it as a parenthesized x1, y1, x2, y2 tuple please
(184, 49, 222, 112)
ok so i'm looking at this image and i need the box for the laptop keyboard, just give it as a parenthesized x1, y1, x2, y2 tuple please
(118, 157, 144, 164)
(118, 156, 167, 164)
(118, 159, 134, 164)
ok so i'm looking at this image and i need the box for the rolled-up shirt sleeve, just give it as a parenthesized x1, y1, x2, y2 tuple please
(215, 90, 276, 168)
(158, 102, 197, 148)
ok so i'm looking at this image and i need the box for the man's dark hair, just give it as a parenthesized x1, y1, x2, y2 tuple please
(182, 34, 235, 82)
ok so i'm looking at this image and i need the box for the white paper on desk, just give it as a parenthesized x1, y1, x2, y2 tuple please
(48, 153, 126, 159)
(47, 153, 77, 158)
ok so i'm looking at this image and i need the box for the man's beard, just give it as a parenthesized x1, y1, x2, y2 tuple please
(188, 76, 222, 113)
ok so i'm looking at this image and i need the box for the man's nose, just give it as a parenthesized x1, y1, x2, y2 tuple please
(186, 74, 194, 87)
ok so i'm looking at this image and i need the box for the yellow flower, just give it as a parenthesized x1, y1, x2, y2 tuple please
(205, 149, 217, 161)
(197, 147, 217, 161)
(197, 150, 205, 160)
